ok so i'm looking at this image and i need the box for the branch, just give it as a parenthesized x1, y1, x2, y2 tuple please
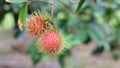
(51, 0, 55, 22)
(57, 0, 74, 13)
(75, 0, 86, 14)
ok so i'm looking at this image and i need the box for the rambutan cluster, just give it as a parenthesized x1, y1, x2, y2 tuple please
(25, 10, 65, 55)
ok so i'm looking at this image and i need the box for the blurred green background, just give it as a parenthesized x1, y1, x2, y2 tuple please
(0, 0, 120, 68)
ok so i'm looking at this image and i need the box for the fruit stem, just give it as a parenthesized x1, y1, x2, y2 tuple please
(51, 0, 55, 22)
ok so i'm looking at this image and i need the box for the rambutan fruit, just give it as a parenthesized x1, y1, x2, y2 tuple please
(26, 10, 53, 36)
(37, 30, 65, 55)
(27, 16, 45, 36)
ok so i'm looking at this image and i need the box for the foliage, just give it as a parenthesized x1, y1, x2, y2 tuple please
(27, 41, 42, 65)
(58, 49, 71, 68)
(6, 0, 27, 3)
(1, 13, 15, 30)
(19, 2, 28, 26)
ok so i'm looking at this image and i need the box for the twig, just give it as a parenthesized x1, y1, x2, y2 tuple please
(75, 0, 86, 14)
(57, 0, 74, 14)
(51, 0, 55, 22)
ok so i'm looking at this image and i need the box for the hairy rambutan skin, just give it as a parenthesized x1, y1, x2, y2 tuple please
(37, 30, 65, 55)
(26, 10, 53, 36)
(28, 16, 45, 36)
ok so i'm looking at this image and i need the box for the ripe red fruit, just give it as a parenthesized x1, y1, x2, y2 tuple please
(28, 16, 45, 36)
(37, 30, 64, 55)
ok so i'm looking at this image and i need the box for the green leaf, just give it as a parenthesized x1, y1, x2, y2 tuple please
(65, 34, 80, 49)
(87, 25, 111, 50)
(42, 55, 51, 62)
(57, 0, 73, 13)
(100, 41, 110, 51)
(1, 12, 15, 30)
(58, 55, 65, 68)
(6, 0, 27, 3)
(58, 49, 71, 68)
(64, 35, 74, 49)
(19, 2, 28, 26)
(27, 42, 42, 65)
(75, 29, 88, 43)
(75, 0, 86, 13)
(88, 27, 100, 42)
(63, 49, 71, 56)
(32, 53, 41, 65)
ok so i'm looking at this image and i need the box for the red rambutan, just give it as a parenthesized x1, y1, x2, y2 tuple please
(28, 16, 45, 36)
(37, 30, 65, 55)
(27, 10, 52, 36)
